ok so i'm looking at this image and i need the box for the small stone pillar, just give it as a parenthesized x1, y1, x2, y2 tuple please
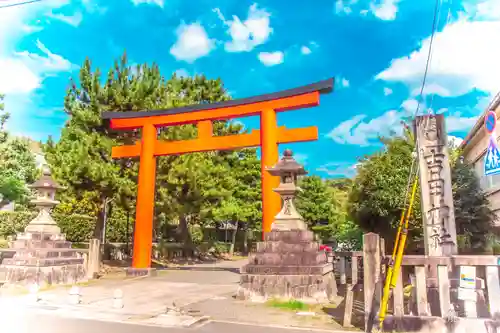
(0, 165, 87, 287)
(237, 150, 335, 303)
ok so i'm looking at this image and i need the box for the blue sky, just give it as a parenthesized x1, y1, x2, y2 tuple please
(1, 0, 499, 178)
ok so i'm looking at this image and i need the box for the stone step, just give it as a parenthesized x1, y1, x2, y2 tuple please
(11, 240, 72, 249)
(248, 252, 327, 266)
(11, 249, 82, 260)
(255, 241, 320, 253)
(2, 257, 84, 267)
(241, 264, 332, 275)
(264, 230, 315, 242)
(16, 231, 67, 242)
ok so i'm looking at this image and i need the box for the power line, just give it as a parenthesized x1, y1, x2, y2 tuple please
(427, 0, 453, 114)
(0, 0, 42, 9)
(414, 0, 442, 118)
(404, 0, 443, 212)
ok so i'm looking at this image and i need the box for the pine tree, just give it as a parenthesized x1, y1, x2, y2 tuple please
(0, 95, 38, 208)
(296, 176, 335, 228)
(348, 127, 496, 253)
(45, 52, 259, 252)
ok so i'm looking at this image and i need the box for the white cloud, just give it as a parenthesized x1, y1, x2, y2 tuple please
(335, 0, 400, 21)
(317, 162, 358, 178)
(258, 51, 284, 66)
(300, 46, 312, 55)
(401, 99, 419, 113)
(410, 83, 451, 97)
(174, 68, 189, 77)
(377, 2, 500, 97)
(214, 4, 272, 52)
(131, 0, 164, 7)
(82, 0, 107, 14)
(335, 77, 350, 89)
(384, 87, 393, 95)
(448, 135, 464, 148)
(327, 110, 405, 146)
(170, 22, 215, 63)
(48, 11, 83, 27)
(446, 114, 478, 132)
(293, 153, 308, 165)
(0, 40, 74, 95)
(369, 0, 400, 20)
(335, 0, 354, 15)
(19, 40, 74, 73)
(0, 58, 39, 94)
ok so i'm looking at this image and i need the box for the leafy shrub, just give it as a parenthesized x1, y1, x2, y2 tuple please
(0, 211, 129, 243)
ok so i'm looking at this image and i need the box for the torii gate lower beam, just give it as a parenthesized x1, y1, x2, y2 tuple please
(102, 78, 333, 271)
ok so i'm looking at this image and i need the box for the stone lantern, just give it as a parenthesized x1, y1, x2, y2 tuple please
(24, 165, 63, 235)
(266, 149, 307, 231)
(0, 164, 87, 287)
(237, 149, 335, 303)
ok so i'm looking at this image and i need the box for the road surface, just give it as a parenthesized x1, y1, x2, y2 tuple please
(0, 309, 342, 333)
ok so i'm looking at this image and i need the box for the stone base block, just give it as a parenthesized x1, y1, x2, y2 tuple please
(382, 315, 499, 333)
(237, 271, 336, 304)
(0, 263, 87, 288)
(125, 267, 157, 277)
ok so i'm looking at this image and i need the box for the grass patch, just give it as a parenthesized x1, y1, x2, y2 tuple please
(266, 299, 310, 311)
(229, 255, 247, 261)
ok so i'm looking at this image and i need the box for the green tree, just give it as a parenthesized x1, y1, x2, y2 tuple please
(325, 179, 363, 250)
(295, 175, 362, 249)
(348, 126, 495, 253)
(0, 96, 38, 208)
(45, 52, 257, 254)
(452, 157, 496, 252)
(211, 148, 261, 255)
(296, 175, 335, 228)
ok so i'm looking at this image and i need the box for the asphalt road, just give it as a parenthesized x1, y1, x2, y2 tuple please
(0, 310, 340, 333)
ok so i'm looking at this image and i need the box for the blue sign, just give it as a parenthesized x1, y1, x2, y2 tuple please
(485, 137, 500, 176)
(486, 111, 497, 134)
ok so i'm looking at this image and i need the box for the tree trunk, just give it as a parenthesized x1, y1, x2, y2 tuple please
(0, 199, 10, 210)
(243, 228, 249, 255)
(92, 196, 107, 264)
(93, 196, 107, 240)
(179, 214, 193, 257)
(229, 221, 239, 256)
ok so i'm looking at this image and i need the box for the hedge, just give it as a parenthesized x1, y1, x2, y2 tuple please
(0, 211, 130, 243)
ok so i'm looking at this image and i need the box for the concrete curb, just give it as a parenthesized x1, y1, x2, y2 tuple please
(210, 319, 353, 333)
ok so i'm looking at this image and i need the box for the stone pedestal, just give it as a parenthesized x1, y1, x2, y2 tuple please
(0, 230, 87, 288)
(237, 230, 335, 303)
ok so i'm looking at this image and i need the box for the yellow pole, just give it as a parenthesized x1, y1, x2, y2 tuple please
(378, 175, 419, 330)
(390, 177, 418, 287)
(378, 209, 406, 327)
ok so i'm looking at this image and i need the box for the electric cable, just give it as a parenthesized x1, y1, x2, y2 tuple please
(0, 0, 41, 9)
(414, 0, 441, 118)
(427, 0, 453, 114)
(379, 0, 443, 330)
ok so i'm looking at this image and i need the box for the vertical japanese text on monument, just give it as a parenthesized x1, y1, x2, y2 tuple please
(422, 116, 451, 251)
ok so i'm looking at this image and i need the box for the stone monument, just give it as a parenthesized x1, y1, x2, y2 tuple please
(237, 149, 336, 303)
(0, 165, 87, 287)
(414, 114, 458, 256)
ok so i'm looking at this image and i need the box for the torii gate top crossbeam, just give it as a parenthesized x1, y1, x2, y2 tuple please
(101, 78, 334, 130)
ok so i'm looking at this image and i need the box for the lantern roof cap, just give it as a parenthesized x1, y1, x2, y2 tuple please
(29, 165, 63, 190)
(267, 149, 307, 176)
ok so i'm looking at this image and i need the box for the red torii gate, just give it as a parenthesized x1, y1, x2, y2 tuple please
(102, 78, 333, 273)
